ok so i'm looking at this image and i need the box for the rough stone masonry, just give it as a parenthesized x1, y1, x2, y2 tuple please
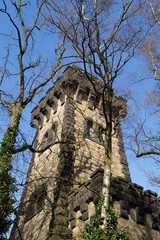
(11, 65, 160, 240)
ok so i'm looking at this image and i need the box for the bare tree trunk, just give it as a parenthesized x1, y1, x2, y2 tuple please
(101, 84, 113, 226)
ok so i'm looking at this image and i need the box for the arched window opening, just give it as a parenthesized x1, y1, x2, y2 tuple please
(52, 124, 56, 142)
(42, 131, 49, 148)
(87, 121, 93, 138)
(40, 124, 57, 152)
(98, 127, 105, 143)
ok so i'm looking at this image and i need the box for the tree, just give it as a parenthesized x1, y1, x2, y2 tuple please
(140, 0, 160, 83)
(127, 0, 160, 186)
(44, 0, 146, 229)
(0, 0, 74, 237)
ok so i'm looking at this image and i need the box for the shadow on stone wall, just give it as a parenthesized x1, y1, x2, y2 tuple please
(69, 169, 160, 240)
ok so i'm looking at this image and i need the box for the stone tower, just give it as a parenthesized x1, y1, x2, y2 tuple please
(11, 65, 160, 240)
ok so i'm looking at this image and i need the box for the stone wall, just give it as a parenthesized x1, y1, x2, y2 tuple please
(73, 103, 130, 182)
(69, 169, 160, 240)
(10, 100, 66, 240)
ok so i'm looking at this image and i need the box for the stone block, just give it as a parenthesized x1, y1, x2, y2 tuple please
(80, 211, 88, 221)
(152, 222, 159, 231)
(85, 191, 95, 204)
(90, 169, 104, 181)
(152, 213, 160, 224)
(73, 201, 80, 212)
(55, 215, 68, 226)
(90, 183, 102, 194)
(144, 190, 158, 202)
(79, 196, 87, 207)
(120, 208, 129, 219)
(136, 215, 144, 225)
(54, 206, 68, 216)
(127, 195, 138, 207)
(70, 219, 76, 229)
(80, 203, 88, 213)
(50, 225, 72, 240)
(120, 200, 129, 211)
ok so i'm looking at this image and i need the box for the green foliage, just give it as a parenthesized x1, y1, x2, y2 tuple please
(82, 196, 129, 240)
(0, 109, 22, 238)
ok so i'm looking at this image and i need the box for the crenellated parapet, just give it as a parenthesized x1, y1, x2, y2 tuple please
(30, 65, 127, 130)
(69, 169, 160, 240)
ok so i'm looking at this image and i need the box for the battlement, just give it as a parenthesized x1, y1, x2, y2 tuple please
(31, 65, 127, 130)
(69, 169, 160, 239)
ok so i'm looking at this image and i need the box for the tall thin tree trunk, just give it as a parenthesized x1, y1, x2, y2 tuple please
(101, 86, 112, 227)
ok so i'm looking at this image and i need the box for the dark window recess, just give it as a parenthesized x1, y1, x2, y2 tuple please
(52, 124, 56, 142)
(98, 127, 105, 143)
(87, 121, 93, 138)
(42, 131, 49, 148)
(24, 187, 46, 223)
(41, 124, 56, 149)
